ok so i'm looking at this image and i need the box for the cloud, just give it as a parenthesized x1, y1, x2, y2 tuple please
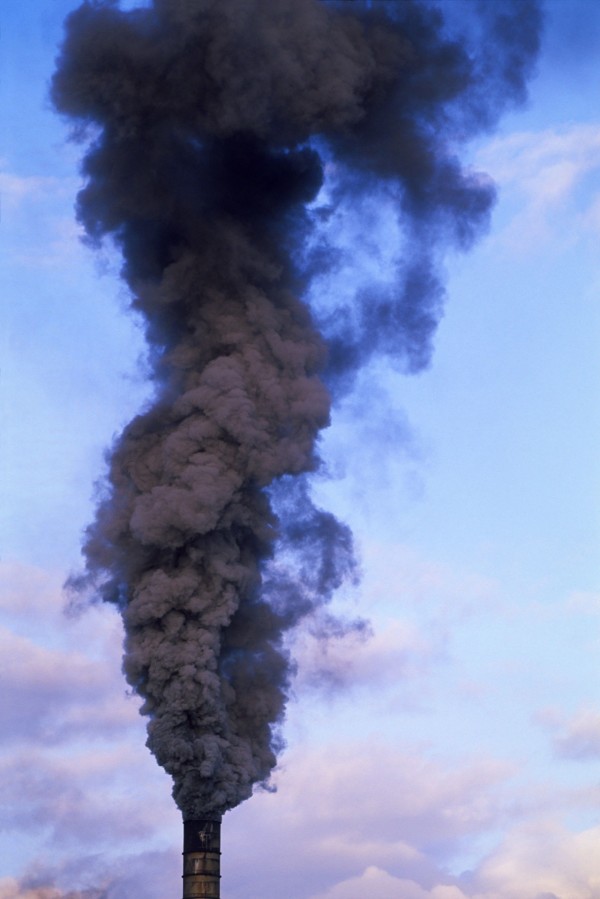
(0, 562, 67, 620)
(0, 164, 85, 268)
(309, 866, 468, 899)
(304, 819, 600, 899)
(565, 589, 600, 616)
(0, 563, 139, 746)
(5, 563, 600, 899)
(220, 738, 515, 898)
(0, 883, 104, 899)
(476, 124, 600, 250)
(279, 819, 600, 899)
(360, 541, 502, 626)
(469, 820, 600, 899)
(0, 562, 179, 876)
(0, 849, 179, 899)
(0, 626, 139, 745)
(292, 618, 439, 695)
(273, 742, 512, 849)
(0, 747, 175, 848)
(281, 542, 504, 719)
(0, 561, 125, 661)
(0, 170, 68, 208)
(539, 706, 600, 760)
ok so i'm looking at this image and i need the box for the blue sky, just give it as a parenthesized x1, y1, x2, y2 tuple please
(2, 2, 600, 898)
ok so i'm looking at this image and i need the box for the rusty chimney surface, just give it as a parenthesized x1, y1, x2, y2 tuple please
(183, 818, 222, 899)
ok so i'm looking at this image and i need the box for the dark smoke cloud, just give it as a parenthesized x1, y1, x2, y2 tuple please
(52, 0, 542, 818)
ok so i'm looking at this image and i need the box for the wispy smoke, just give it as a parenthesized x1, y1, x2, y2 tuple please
(0, 882, 105, 899)
(0, 850, 179, 899)
(52, 0, 541, 819)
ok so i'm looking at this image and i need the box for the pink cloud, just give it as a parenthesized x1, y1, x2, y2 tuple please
(0, 562, 141, 748)
(0, 563, 59, 611)
(0, 626, 139, 745)
(0, 849, 179, 899)
(470, 820, 600, 899)
(0, 563, 127, 692)
(309, 866, 468, 899)
(0, 747, 176, 847)
(266, 742, 512, 846)
(219, 739, 515, 898)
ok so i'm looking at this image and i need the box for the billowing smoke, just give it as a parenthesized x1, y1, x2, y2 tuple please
(52, 0, 541, 819)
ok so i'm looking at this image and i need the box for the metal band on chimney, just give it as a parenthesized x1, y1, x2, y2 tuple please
(183, 818, 221, 899)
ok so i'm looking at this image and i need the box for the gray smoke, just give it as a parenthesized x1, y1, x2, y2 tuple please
(52, 0, 541, 819)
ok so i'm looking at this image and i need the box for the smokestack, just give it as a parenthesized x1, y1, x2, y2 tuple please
(183, 818, 221, 899)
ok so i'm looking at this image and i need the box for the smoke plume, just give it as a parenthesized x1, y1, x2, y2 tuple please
(52, 0, 541, 819)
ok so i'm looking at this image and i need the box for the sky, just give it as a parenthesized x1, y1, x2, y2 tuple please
(1, 1, 600, 897)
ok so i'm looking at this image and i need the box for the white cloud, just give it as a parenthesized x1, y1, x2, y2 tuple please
(476, 123, 600, 250)
(0, 165, 87, 268)
(0, 171, 69, 208)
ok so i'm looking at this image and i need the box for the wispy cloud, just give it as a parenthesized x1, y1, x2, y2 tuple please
(538, 705, 600, 760)
(303, 819, 600, 899)
(0, 164, 86, 268)
(565, 589, 600, 616)
(0, 626, 139, 745)
(0, 849, 179, 899)
(469, 820, 600, 899)
(360, 541, 502, 625)
(220, 739, 516, 898)
(476, 123, 600, 251)
(0, 169, 71, 209)
(0, 879, 106, 899)
(307, 820, 600, 899)
(4, 561, 600, 899)
(293, 618, 440, 695)
(0, 562, 178, 877)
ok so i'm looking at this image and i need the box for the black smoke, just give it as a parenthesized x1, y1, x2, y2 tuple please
(52, 0, 542, 818)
